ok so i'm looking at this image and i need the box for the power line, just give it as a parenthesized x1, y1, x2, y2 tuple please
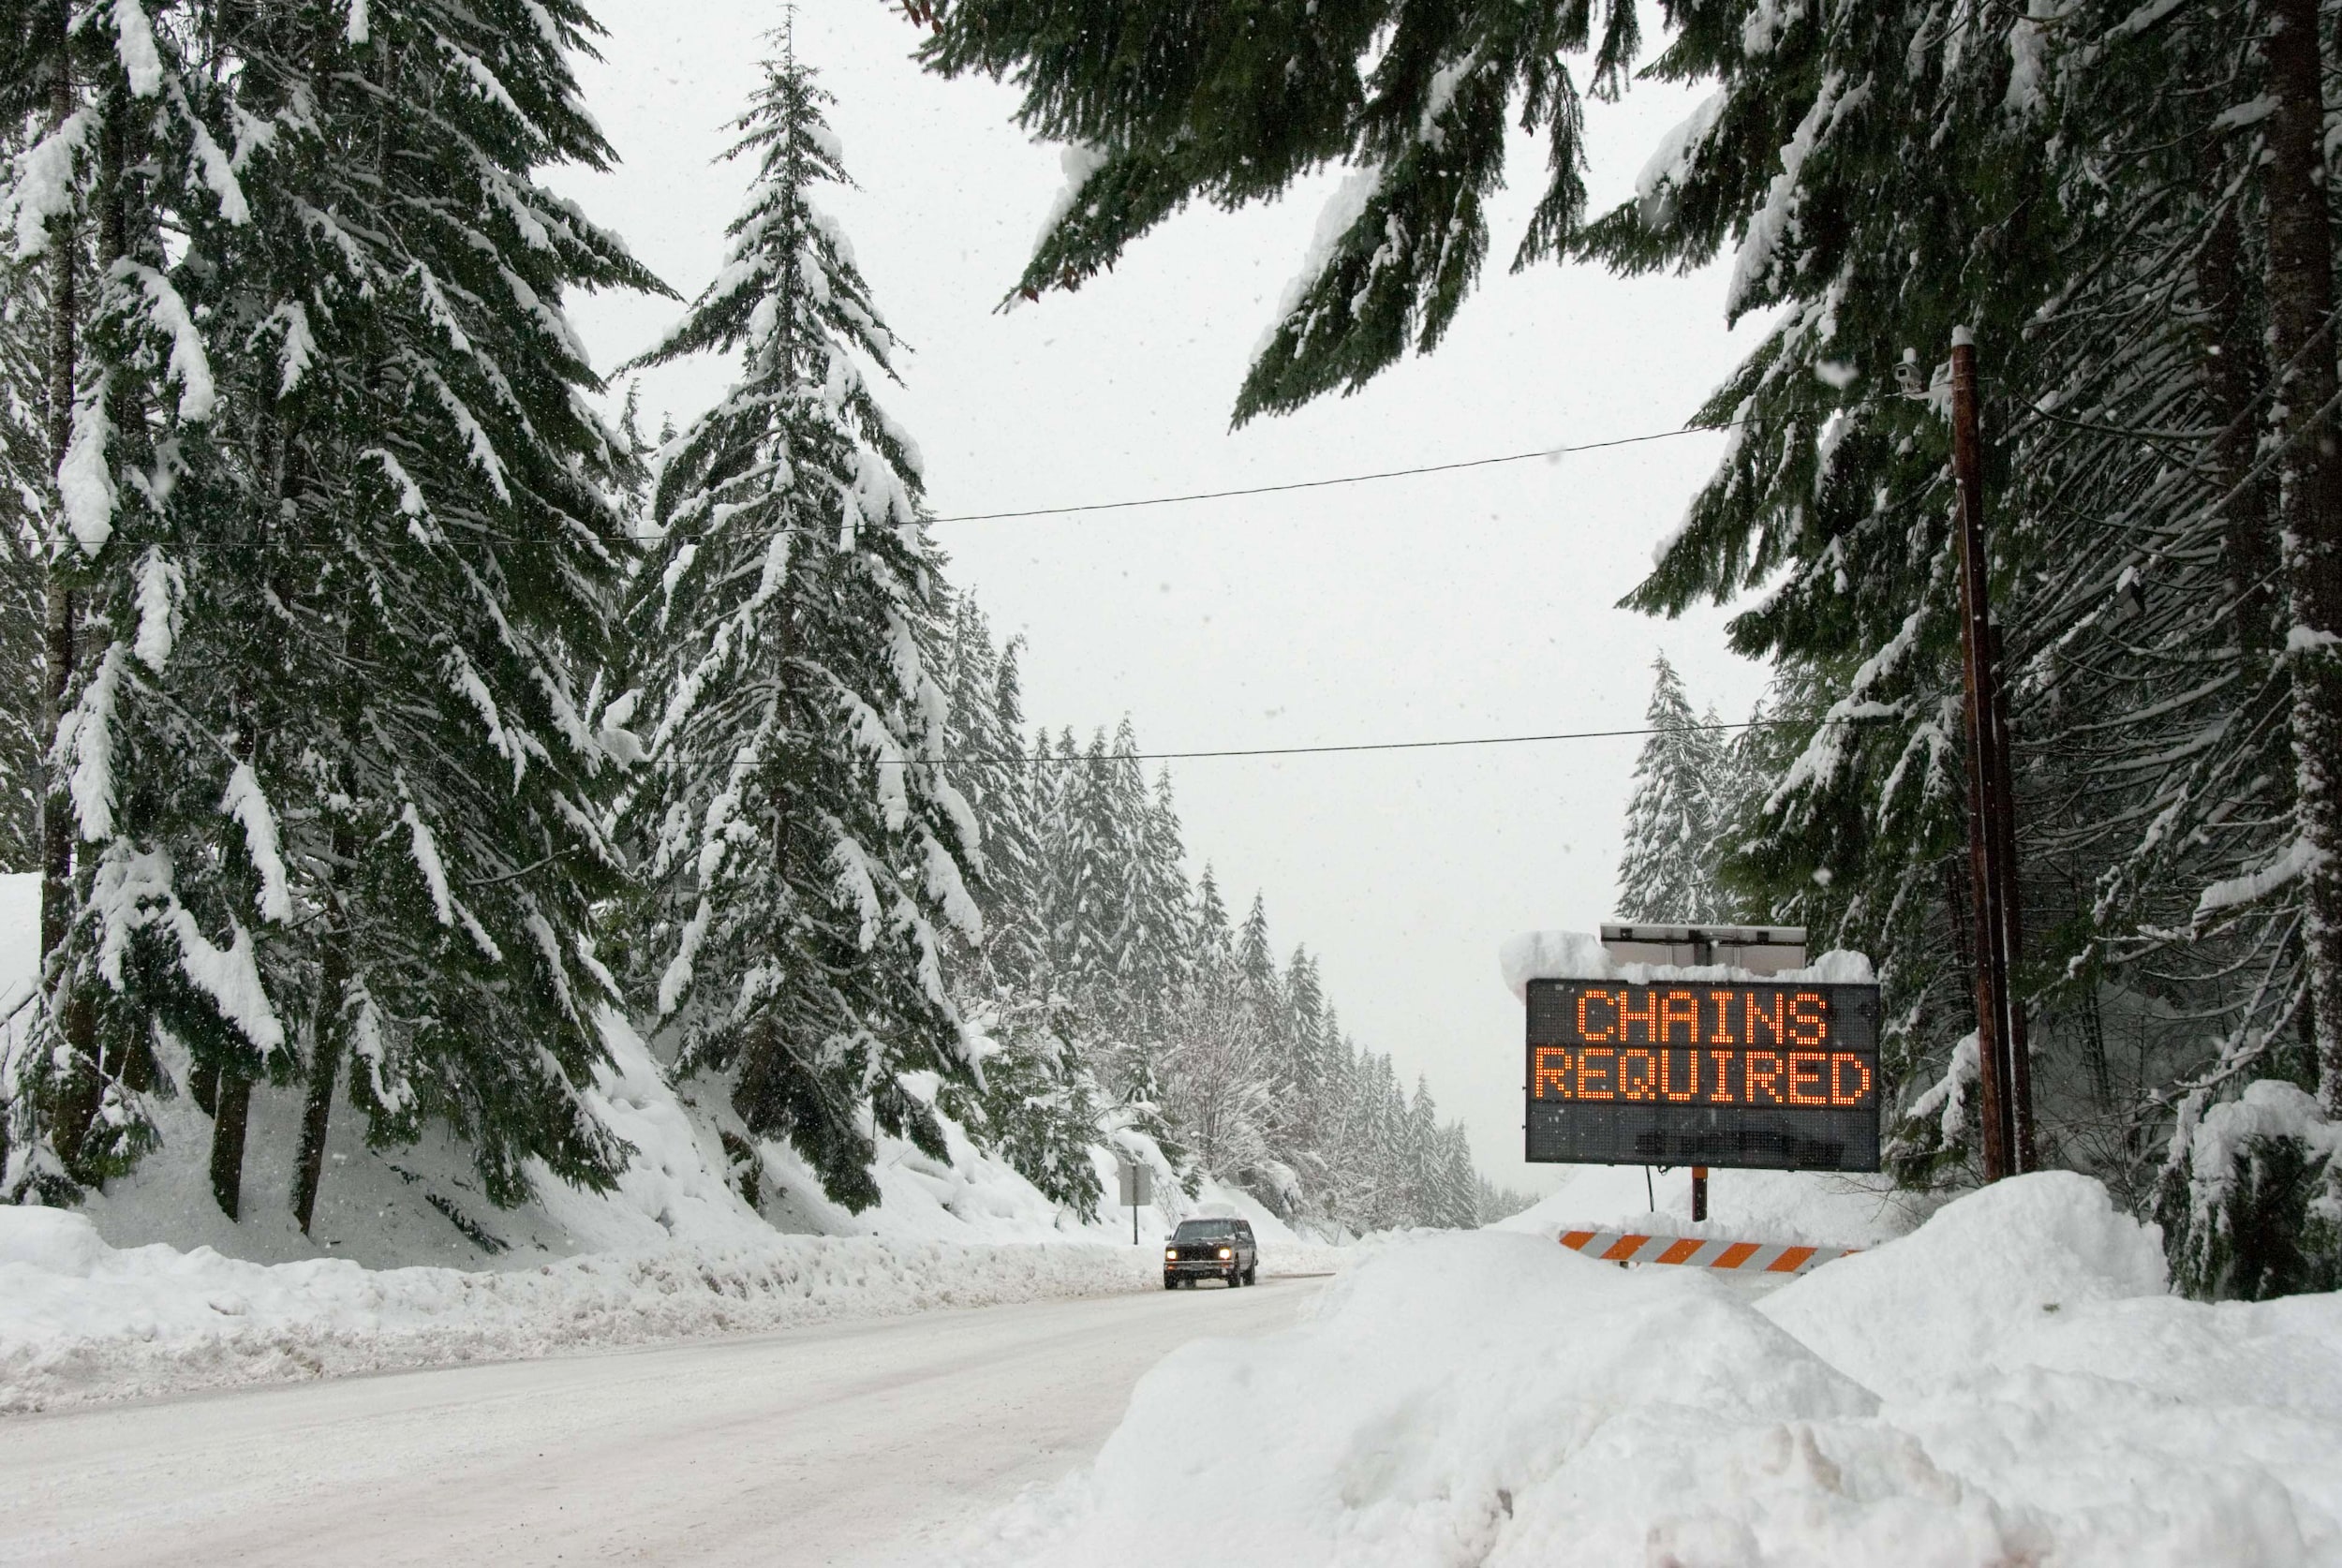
(920, 422, 1743, 525)
(982, 717, 1758, 765)
(831, 711, 1903, 768)
(65, 418, 1742, 554)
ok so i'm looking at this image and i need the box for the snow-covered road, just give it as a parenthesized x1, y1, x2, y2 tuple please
(0, 1275, 1326, 1567)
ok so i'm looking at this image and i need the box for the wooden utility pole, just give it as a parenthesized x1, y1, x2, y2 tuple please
(1990, 625, 2037, 1172)
(1949, 329, 2034, 1178)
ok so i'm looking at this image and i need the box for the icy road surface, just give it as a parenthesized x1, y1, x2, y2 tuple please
(0, 1275, 1326, 1567)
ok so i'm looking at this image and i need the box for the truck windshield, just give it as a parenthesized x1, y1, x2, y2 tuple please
(1173, 1220, 1237, 1239)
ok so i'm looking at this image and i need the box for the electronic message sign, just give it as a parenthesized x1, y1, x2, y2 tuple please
(1524, 980, 1881, 1172)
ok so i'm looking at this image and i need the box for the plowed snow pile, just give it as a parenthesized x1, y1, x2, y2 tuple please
(953, 1172, 2342, 1567)
(0, 1206, 1164, 1413)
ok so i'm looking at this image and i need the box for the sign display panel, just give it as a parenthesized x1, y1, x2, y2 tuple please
(1524, 979, 1882, 1172)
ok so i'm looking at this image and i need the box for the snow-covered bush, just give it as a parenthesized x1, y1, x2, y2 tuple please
(2157, 1079, 2342, 1301)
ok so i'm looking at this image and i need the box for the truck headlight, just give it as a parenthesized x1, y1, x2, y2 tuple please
(1164, 1249, 1178, 1261)
(1217, 1247, 1233, 1259)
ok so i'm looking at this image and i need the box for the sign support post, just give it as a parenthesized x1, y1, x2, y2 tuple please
(1117, 1158, 1152, 1245)
(1691, 1166, 1708, 1222)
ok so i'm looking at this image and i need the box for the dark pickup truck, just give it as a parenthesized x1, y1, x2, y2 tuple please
(1164, 1217, 1258, 1289)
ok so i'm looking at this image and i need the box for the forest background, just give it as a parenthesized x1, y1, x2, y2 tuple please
(0, 0, 1525, 1249)
(7, 0, 2341, 1297)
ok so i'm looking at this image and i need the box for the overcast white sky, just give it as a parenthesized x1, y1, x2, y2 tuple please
(553, 1, 1772, 1194)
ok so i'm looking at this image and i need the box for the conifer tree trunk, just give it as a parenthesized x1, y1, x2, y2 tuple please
(212, 407, 294, 1220)
(36, 1, 88, 1167)
(209, 1074, 251, 1220)
(2195, 179, 2278, 657)
(209, 1073, 252, 1215)
(2260, 0, 2342, 1109)
(290, 817, 357, 1234)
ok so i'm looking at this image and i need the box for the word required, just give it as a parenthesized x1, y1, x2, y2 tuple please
(1530, 1043, 1873, 1108)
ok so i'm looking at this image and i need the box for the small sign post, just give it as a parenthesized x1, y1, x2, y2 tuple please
(1117, 1159, 1152, 1245)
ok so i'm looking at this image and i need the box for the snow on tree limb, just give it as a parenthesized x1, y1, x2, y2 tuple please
(218, 765, 292, 925)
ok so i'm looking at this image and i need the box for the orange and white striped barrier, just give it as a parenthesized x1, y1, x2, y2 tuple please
(1558, 1229, 1860, 1275)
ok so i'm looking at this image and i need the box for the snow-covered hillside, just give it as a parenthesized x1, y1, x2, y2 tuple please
(0, 873, 1292, 1265)
(0, 871, 1345, 1411)
(0, 1025, 1332, 1413)
(954, 1173, 2342, 1566)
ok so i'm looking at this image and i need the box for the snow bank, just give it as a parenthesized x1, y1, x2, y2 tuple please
(1495, 1161, 1925, 1250)
(1499, 929, 1875, 1000)
(0, 1206, 1155, 1413)
(0, 1143, 1340, 1413)
(952, 1173, 2342, 1566)
(1761, 1170, 2167, 1399)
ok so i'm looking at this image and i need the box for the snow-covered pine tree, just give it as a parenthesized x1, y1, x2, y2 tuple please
(1076, 735, 1189, 1104)
(1191, 863, 1233, 973)
(1159, 939, 1272, 1180)
(1, 3, 275, 1195)
(624, 45, 981, 1210)
(1127, 765, 1192, 1040)
(1275, 946, 1334, 1201)
(2256, 0, 2342, 1117)
(1031, 726, 1090, 993)
(1075, 718, 1149, 1035)
(1616, 654, 1728, 923)
(1437, 1124, 1482, 1227)
(0, 42, 58, 880)
(977, 640, 1048, 992)
(1475, 1173, 1535, 1224)
(940, 988, 1104, 1220)
(612, 380, 656, 539)
(932, 599, 1044, 995)
(1586, 0, 2333, 1240)
(1312, 1002, 1363, 1216)
(159, 0, 669, 1230)
(0, 0, 671, 1222)
(918, 0, 1645, 423)
(1236, 893, 1284, 1027)
(933, 599, 999, 957)
(1102, 846, 1189, 1177)
(927, 601, 1104, 1219)
(1353, 1051, 1408, 1231)
(1396, 1081, 1433, 1226)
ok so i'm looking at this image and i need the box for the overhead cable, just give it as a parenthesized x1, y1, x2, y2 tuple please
(921, 422, 1745, 525)
(93, 418, 1743, 553)
(834, 711, 1908, 768)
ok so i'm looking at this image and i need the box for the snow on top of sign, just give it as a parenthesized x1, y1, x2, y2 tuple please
(1498, 930, 1875, 1000)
